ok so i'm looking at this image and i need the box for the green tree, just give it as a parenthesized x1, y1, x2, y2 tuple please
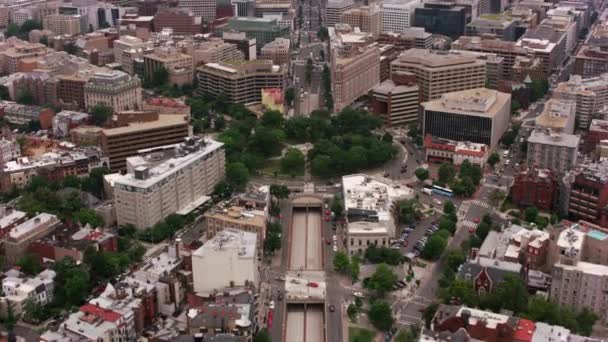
(511, 100, 522, 114)
(415, 168, 429, 182)
(261, 110, 284, 128)
(489, 189, 506, 207)
(443, 201, 455, 215)
(487, 152, 500, 168)
(226, 162, 250, 190)
(305, 57, 313, 86)
(445, 249, 466, 272)
(369, 301, 394, 331)
(322, 64, 333, 111)
(0, 84, 10, 100)
(214, 180, 233, 199)
(151, 67, 169, 87)
(438, 216, 456, 234)
(347, 303, 359, 322)
(74, 208, 104, 227)
(91, 104, 113, 126)
(525, 206, 539, 222)
(333, 251, 350, 272)
(285, 87, 295, 106)
(17, 89, 36, 105)
(39, 35, 49, 46)
(63, 42, 78, 55)
(53, 257, 91, 308)
(439, 279, 478, 307)
(311, 154, 333, 176)
(399, 198, 421, 224)
(80, 167, 111, 198)
(5, 23, 19, 38)
(317, 27, 329, 41)
(395, 326, 420, 342)
(270, 184, 290, 199)
(331, 199, 343, 217)
(423, 303, 439, 329)
(264, 232, 281, 254)
(20, 19, 42, 34)
(280, 148, 305, 175)
(16, 254, 41, 276)
(438, 163, 456, 184)
(421, 234, 447, 260)
(494, 274, 529, 313)
(349, 256, 360, 282)
(253, 328, 271, 342)
(475, 221, 491, 241)
(366, 263, 398, 297)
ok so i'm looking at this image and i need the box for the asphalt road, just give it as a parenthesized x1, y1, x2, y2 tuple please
(290, 209, 308, 270)
(306, 306, 325, 342)
(286, 306, 305, 342)
(306, 210, 323, 270)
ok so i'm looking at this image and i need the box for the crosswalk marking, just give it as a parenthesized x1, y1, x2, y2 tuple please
(471, 200, 491, 209)
(461, 220, 477, 229)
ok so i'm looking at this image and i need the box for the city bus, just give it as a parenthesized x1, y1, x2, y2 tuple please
(432, 185, 454, 197)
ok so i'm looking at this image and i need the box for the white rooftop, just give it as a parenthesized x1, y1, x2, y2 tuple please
(0, 210, 25, 229)
(192, 229, 257, 259)
(456, 306, 510, 329)
(556, 226, 585, 255)
(9, 213, 57, 240)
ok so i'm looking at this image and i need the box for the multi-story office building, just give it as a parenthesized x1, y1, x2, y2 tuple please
(42, 14, 81, 35)
(84, 70, 142, 113)
(550, 224, 608, 323)
(0, 102, 55, 129)
(331, 41, 380, 112)
(584, 119, 608, 153)
(0, 38, 47, 76)
(205, 206, 266, 248)
(377, 28, 433, 50)
(380, 1, 419, 33)
(10, 73, 58, 110)
(371, 72, 419, 126)
(153, 8, 203, 35)
(178, 0, 216, 22)
(340, 5, 381, 38)
(4, 213, 59, 264)
(391, 49, 486, 102)
(254, 0, 292, 17)
(565, 161, 608, 227)
(421, 88, 510, 149)
(465, 15, 517, 41)
(518, 26, 567, 75)
(553, 74, 608, 130)
(414, 1, 470, 39)
(143, 47, 194, 87)
(260, 37, 290, 65)
(222, 17, 288, 51)
(192, 229, 258, 293)
(575, 45, 608, 78)
(540, 16, 577, 56)
(452, 36, 530, 79)
(113, 35, 153, 75)
(326, 0, 360, 27)
(535, 99, 576, 134)
(527, 129, 579, 175)
(196, 60, 285, 105)
(113, 137, 224, 229)
(233, 0, 256, 17)
(191, 39, 243, 66)
(511, 168, 558, 211)
(101, 113, 189, 171)
(0, 139, 20, 168)
(222, 32, 257, 60)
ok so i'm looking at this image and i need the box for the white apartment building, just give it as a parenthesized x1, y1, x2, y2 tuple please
(113, 137, 225, 229)
(192, 229, 259, 293)
(342, 174, 413, 256)
(84, 70, 142, 113)
(380, 1, 418, 33)
(0, 139, 20, 168)
(42, 14, 82, 36)
(527, 129, 580, 174)
(1, 269, 55, 316)
(553, 73, 608, 130)
(535, 99, 576, 134)
(113, 35, 153, 73)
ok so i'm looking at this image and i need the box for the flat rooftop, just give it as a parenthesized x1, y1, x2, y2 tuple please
(422, 88, 509, 118)
(393, 48, 485, 68)
(192, 229, 257, 259)
(9, 213, 57, 240)
(102, 114, 187, 137)
(528, 129, 580, 148)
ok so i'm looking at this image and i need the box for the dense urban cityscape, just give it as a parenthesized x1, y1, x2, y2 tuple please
(0, 0, 602, 341)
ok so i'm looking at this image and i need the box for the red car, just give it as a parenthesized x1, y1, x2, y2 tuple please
(325, 209, 331, 215)
(325, 216, 330, 222)
(473, 217, 480, 223)
(307, 282, 319, 288)
(468, 226, 475, 233)
(402, 240, 408, 247)
(326, 239, 331, 245)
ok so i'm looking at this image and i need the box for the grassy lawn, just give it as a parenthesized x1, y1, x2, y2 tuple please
(349, 326, 376, 342)
(259, 159, 304, 179)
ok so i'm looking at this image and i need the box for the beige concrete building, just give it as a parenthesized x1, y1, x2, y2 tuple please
(84, 70, 143, 113)
(421, 88, 510, 149)
(332, 42, 380, 112)
(347, 221, 389, 256)
(326, 0, 361, 27)
(205, 206, 266, 248)
(0, 38, 47, 75)
(371, 72, 419, 126)
(113, 137, 225, 229)
(143, 47, 194, 86)
(190, 39, 243, 66)
(527, 129, 580, 174)
(42, 14, 81, 36)
(553, 73, 608, 130)
(535, 99, 576, 134)
(5, 213, 59, 264)
(197, 60, 285, 104)
(0, 5, 9, 28)
(260, 37, 290, 65)
(113, 35, 153, 75)
(391, 49, 486, 102)
(101, 113, 190, 171)
(340, 4, 381, 38)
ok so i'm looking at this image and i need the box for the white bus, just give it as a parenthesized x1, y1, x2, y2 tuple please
(422, 188, 433, 196)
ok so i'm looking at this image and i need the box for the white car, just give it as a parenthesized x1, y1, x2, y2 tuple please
(353, 292, 365, 298)
(333, 245, 338, 252)
(269, 301, 275, 309)
(433, 199, 442, 206)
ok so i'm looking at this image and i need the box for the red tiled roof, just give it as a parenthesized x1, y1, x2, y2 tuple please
(80, 304, 122, 322)
(514, 318, 535, 342)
